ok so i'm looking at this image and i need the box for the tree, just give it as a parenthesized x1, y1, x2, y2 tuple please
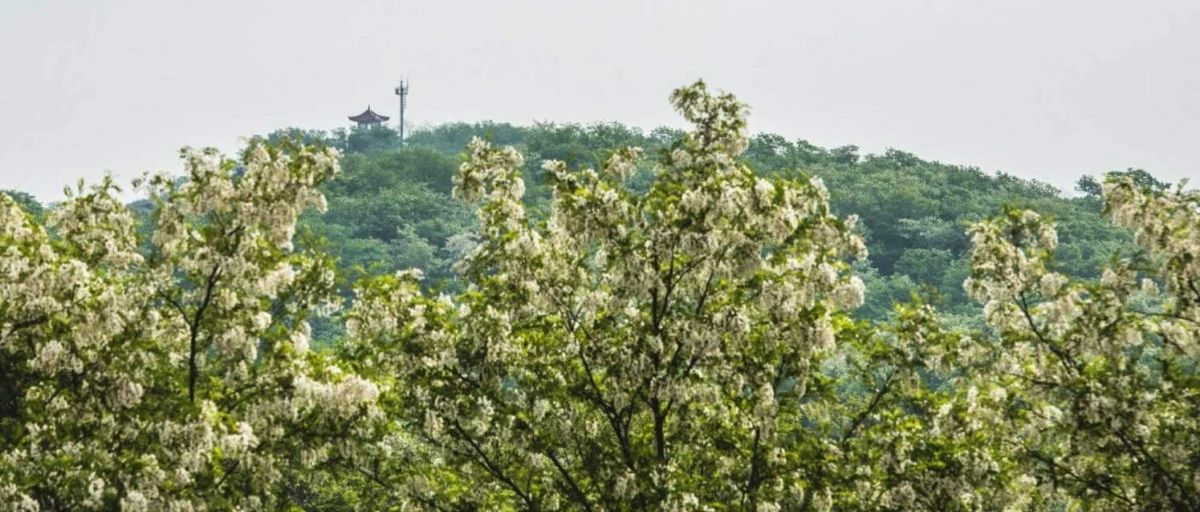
(1108, 168, 1168, 192)
(0, 142, 379, 510)
(344, 125, 402, 154)
(343, 81, 870, 509)
(1075, 175, 1103, 197)
(0, 190, 43, 219)
(950, 177, 1200, 509)
(2, 79, 1191, 511)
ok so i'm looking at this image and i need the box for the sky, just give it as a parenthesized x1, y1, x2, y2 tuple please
(1, 0, 1198, 200)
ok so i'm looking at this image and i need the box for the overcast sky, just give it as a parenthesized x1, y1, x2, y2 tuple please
(2, 0, 1197, 200)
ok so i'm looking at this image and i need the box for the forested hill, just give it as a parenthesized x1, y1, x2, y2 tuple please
(248, 122, 1139, 327)
(262, 121, 1137, 328)
(2, 121, 1143, 325)
(6, 80, 1197, 510)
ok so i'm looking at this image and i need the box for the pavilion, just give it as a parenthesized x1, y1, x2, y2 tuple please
(348, 106, 389, 128)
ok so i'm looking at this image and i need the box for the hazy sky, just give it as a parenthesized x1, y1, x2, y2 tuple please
(2, 0, 1198, 200)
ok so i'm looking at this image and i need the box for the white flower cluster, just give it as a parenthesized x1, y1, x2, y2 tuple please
(945, 177, 1200, 509)
(4, 82, 1195, 511)
(346, 81, 868, 509)
(0, 140, 379, 510)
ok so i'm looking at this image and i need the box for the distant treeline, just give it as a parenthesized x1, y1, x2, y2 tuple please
(255, 122, 1148, 330)
(3, 121, 1154, 331)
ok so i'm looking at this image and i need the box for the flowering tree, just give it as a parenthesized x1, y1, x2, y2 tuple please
(3, 82, 1194, 512)
(340, 83, 1200, 511)
(0, 142, 379, 510)
(950, 178, 1200, 510)
(817, 175, 1200, 512)
(344, 82, 871, 509)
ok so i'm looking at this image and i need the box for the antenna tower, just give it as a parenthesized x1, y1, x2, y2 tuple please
(394, 80, 410, 145)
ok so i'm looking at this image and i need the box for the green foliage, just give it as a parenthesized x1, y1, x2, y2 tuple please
(740, 140, 1136, 319)
(0, 79, 1192, 511)
(340, 82, 874, 509)
(0, 142, 380, 510)
(259, 110, 1136, 332)
(0, 190, 44, 219)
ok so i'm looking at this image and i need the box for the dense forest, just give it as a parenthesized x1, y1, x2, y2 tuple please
(6, 117, 1150, 328)
(260, 118, 1147, 335)
(2, 83, 1197, 511)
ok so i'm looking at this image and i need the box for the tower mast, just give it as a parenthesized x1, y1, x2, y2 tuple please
(394, 80, 410, 146)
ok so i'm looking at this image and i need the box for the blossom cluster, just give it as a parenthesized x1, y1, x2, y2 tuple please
(0, 141, 379, 510)
(944, 176, 1200, 509)
(344, 81, 869, 509)
(3, 82, 1197, 512)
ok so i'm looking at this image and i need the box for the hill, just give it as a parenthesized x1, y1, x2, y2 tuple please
(259, 123, 1138, 329)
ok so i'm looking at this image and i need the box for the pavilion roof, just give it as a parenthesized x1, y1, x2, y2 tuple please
(349, 106, 389, 124)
